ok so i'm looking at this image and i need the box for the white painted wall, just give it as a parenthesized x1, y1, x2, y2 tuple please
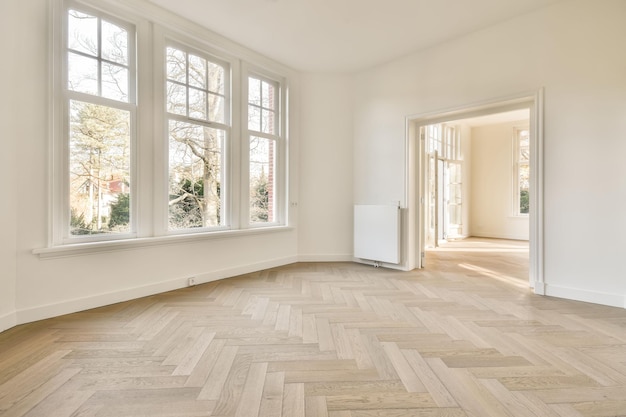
(353, 0, 626, 307)
(298, 74, 354, 260)
(0, 0, 19, 332)
(8, 0, 300, 326)
(470, 121, 529, 241)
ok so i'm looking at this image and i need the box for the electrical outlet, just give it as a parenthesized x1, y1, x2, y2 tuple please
(188, 277, 196, 286)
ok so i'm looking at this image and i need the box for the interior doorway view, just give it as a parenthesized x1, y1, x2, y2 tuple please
(418, 107, 532, 284)
(422, 123, 464, 247)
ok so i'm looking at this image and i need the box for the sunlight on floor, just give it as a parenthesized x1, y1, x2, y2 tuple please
(458, 262, 530, 289)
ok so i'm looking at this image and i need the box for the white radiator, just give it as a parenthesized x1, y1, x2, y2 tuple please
(354, 204, 401, 264)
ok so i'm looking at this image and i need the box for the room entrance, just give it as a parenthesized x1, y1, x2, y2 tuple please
(404, 92, 544, 292)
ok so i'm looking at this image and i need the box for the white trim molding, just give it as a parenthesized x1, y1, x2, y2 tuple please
(16, 255, 298, 326)
(544, 284, 625, 309)
(0, 312, 17, 334)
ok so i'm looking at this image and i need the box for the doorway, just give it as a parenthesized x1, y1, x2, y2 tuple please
(404, 92, 544, 293)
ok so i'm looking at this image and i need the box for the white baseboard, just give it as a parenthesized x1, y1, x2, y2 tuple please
(0, 311, 17, 333)
(471, 233, 529, 241)
(545, 284, 625, 309)
(15, 255, 298, 326)
(297, 254, 353, 262)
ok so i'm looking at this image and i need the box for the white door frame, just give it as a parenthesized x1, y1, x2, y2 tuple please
(404, 89, 544, 293)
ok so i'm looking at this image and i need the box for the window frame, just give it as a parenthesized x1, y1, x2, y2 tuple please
(49, 0, 291, 252)
(243, 67, 287, 228)
(161, 39, 233, 234)
(53, 0, 139, 245)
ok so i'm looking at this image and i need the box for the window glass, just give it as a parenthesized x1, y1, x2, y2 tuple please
(166, 47, 226, 124)
(65, 8, 134, 238)
(68, 10, 97, 56)
(166, 45, 229, 231)
(249, 136, 276, 223)
(67, 9, 130, 103)
(247, 76, 280, 224)
(517, 128, 530, 215)
(69, 100, 131, 235)
(168, 121, 224, 229)
(248, 77, 276, 135)
(101, 20, 128, 65)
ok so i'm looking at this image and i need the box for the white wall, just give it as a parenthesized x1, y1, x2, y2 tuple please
(0, 0, 19, 332)
(470, 121, 529, 240)
(353, 0, 626, 307)
(8, 0, 301, 326)
(298, 74, 354, 260)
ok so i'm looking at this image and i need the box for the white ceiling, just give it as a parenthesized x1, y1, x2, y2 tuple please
(146, 0, 564, 72)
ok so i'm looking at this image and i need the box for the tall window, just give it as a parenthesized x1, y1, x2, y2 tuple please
(65, 7, 135, 238)
(54, 1, 289, 248)
(165, 45, 229, 230)
(514, 127, 530, 215)
(248, 76, 279, 224)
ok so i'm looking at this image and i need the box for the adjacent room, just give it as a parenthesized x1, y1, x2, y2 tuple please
(1, 0, 626, 416)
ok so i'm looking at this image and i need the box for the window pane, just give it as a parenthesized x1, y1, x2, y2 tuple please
(250, 136, 276, 223)
(261, 80, 274, 109)
(189, 88, 207, 120)
(248, 77, 261, 106)
(188, 54, 206, 89)
(68, 52, 98, 95)
(519, 162, 530, 214)
(68, 10, 97, 56)
(168, 121, 224, 229)
(208, 62, 224, 94)
(166, 81, 187, 115)
(102, 62, 129, 102)
(166, 47, 186, 83)
(519, 131, 530, 147)
(69, 100, 131, 235)
(209, 93, 224, 123)
(101, 20, 128, 65)
(248, 105, 261, 131)
(520, 148, 530, 162)
(262, 109, 275, 134)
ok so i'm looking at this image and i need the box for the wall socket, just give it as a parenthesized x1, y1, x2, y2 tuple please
(187, 277, 196, 287)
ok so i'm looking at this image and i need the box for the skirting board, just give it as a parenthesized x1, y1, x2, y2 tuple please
(0, 311, 17, 334)
(544, 284, 625, 309)
(298, 254, 353, 262)
(15, 255, 298, 327)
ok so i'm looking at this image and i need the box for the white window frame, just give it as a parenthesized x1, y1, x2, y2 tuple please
(159, 37, 234, 234)
(52, 0, 139, 245)
(243, 66, 287, 228)
(48, 0, 290, 253)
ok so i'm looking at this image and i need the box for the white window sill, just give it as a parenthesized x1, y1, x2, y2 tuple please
(33, 226, 294, 259)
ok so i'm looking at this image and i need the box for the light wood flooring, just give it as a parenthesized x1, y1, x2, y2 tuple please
(2, 238, 626, 416)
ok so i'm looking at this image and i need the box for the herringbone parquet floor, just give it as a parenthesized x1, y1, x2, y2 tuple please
(2, 238, 626, 417)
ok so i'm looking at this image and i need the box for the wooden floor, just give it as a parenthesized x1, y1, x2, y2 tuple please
(2, 238, 626, 417)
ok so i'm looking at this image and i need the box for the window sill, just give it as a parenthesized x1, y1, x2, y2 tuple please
(33, 226, 294, 259)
